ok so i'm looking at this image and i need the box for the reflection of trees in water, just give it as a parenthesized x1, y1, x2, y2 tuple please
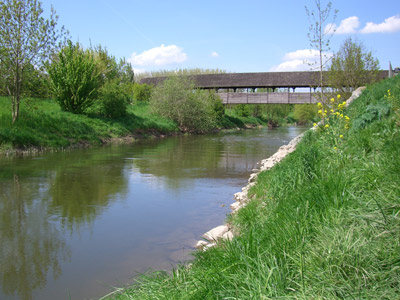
(49, 162, 128, 229)
(0, 176, 70, 300)
(0, 148, 130, 299)
(130, 134, 271, 187)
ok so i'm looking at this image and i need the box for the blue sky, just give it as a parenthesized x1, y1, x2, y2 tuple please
(41, 0, 400, 74)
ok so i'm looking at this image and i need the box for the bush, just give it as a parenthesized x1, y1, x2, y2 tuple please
(133, 83, 152, 102)
(150, 76, 217, 132)
(98, 81, 130, 118)
(47, 41, 101, 114)
(233, 104, 251, 117)
(293, 104, 318, 124)
(210, 91, 225, 121)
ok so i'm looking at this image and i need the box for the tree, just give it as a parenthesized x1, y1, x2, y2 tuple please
(0, 0, 66, 123)
(47, 41, 101, 114)
(329, 37, 380, 97)
(305, 0, 338, 101)
(150, 76, 218, 132)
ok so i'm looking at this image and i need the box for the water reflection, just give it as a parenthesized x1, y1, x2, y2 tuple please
(0, 148, 129, 300)
(0, 126, 308, 300)
(0, 176, 69, 300)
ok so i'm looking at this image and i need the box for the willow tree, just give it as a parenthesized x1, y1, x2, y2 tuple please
(0, 0, 66, 123)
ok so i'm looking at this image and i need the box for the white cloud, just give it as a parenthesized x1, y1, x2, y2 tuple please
(360, 15, 400, 33)
(325, 15, 400, 35)
(210, 51, 219, 57)
(270, 49, 332, 72)
(132, 68, 146, 75)
(283, 49, 320, 61)
(128, 44, 187, 67)
(325, 16, 360, 34)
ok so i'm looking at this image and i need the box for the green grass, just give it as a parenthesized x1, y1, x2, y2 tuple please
(0, 99, 178, 151)
(0, 98, 267, 153)
(104, 76, 400, 299)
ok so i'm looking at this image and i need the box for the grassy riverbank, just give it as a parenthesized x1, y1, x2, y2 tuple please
(105, 76, 400, 299)
(0, 98, 265, 153)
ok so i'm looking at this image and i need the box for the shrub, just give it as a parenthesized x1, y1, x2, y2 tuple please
(98, 81, 130, 118)
(293, 104, 318, 124)
(233, 104, 251, 117)
(150, 76, 217, 132)
(210, 91, 225, 121)
(47, 41, 101, 114)
(133, 83, 152, 102)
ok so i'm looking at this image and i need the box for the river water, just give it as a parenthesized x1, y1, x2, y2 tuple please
(0, 126, 307, 300)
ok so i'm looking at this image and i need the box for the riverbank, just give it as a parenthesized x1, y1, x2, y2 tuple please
(105, 75, 400, 299)
(0, 98, 266, 156)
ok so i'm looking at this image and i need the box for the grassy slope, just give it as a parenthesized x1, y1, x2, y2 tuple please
(0, 99, 263, 152)
(106, 76, 400, 299)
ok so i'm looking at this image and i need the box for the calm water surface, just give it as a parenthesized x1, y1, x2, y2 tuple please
(0, 126, 307, 300)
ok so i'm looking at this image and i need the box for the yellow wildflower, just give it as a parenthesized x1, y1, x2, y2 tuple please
(325, 124, 330, 128)
(313, 123, 317, 127)
(337, 94, 341, 99)
(330, 109, 334, 113)
(334, 146, 337, 150)
(317, 102, 323, 108)
(339, 134, 343, 138)
(330, 98, 335, 103)
(318, 109, 322, 114)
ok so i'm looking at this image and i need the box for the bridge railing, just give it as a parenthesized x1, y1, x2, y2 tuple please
(218, 92, 318, 104)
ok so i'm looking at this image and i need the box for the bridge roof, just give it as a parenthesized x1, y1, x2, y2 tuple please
(140, 71, 389, 89)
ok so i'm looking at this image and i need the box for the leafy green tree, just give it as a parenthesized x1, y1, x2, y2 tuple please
(47, 40, 101, 114)
(133, 83, 152, 102)
(150, 76, 217, 132)
(293, 104, 318, 124)
(92, 46, 134, 85)
(329, 37, 380, 97)
(0, 0, 66, 123)
(98, 80, 130, 118)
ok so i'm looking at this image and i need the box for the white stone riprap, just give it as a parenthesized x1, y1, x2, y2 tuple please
(195, 84, 367, 251)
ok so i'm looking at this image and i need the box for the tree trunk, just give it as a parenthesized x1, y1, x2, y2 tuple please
(12, 95, 20, 124)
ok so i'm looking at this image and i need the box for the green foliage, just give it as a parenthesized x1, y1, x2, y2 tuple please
(352, 102, 391, 129)
(210, 92, 225, 121)
(47, 41, 101, 114)
(0, 0, 67, 123)
(92, 46, 134, 85)
(293, 104, 317, 124)
(233, 104, 251, 117)
(329, 37, 380, 98)
(133, 83, 152, 102)
(264, 104, 293, 126)
(150, 76, 218, 132)
(98, 81, 130, 118)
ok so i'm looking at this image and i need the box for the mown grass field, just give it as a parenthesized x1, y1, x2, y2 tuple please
(105, 76, 400, 299)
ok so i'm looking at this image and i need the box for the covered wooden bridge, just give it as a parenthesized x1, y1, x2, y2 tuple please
(140, 71, 388, 104)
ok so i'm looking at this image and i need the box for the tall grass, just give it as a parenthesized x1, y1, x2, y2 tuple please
(106, 76, 400, 299)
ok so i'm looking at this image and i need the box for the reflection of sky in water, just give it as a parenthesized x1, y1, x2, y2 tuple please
(0, 126, 308, 300)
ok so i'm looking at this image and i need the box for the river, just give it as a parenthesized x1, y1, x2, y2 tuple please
(0, 126, 307, 300)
